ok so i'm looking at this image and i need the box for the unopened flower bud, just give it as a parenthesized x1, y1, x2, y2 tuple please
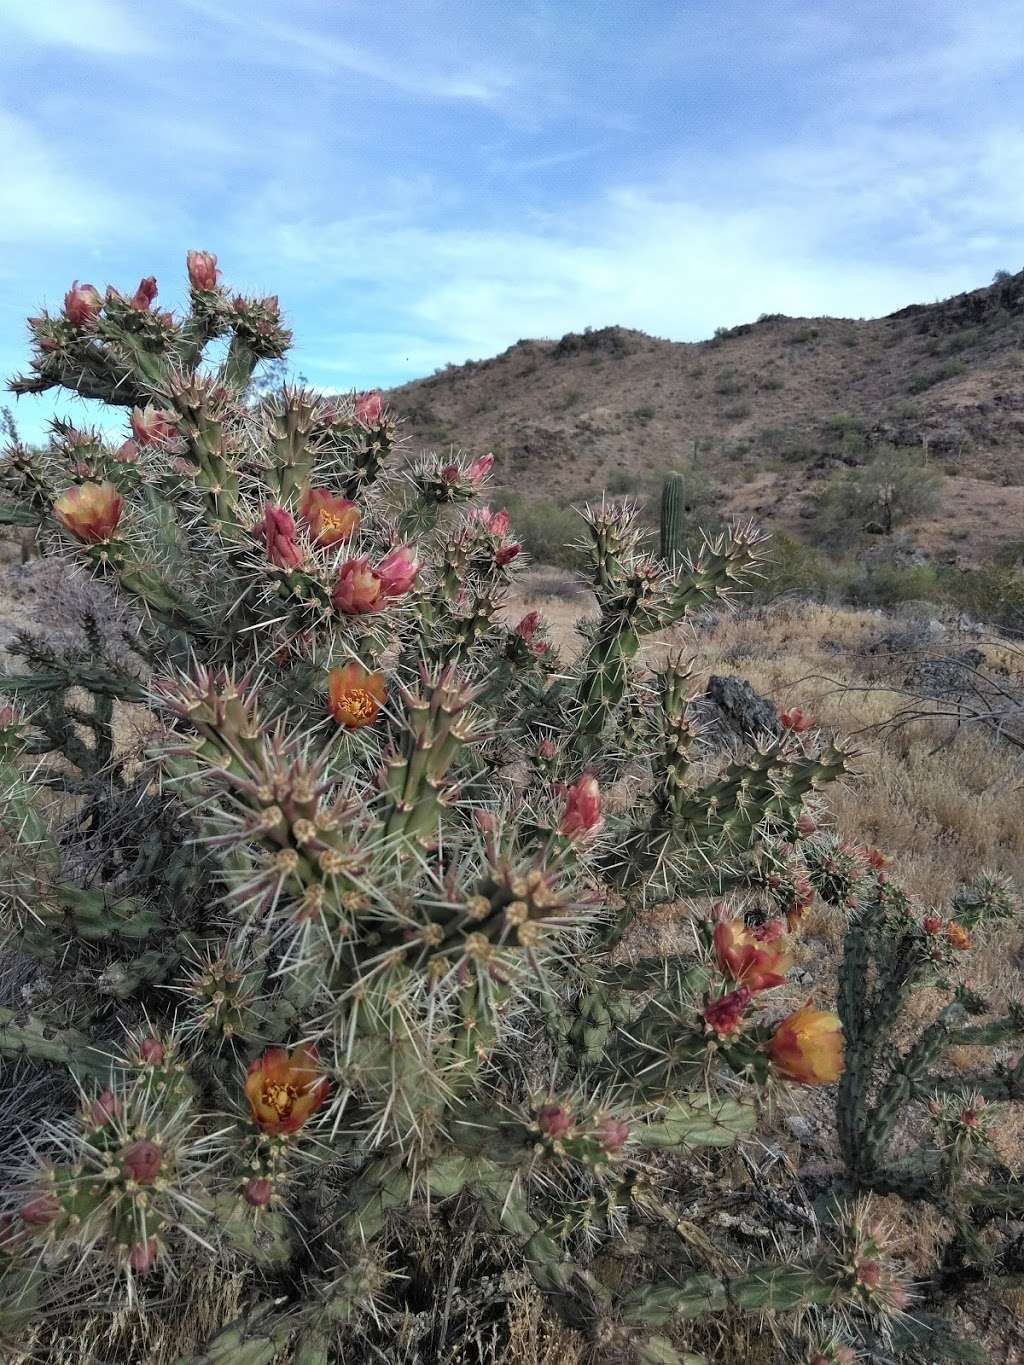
(244, 1177, 274, 1207)
(87, 1090, 120, 1126)
(121, 1139, 162, 1184)
(139, 1038, 165, 1065)
(21, 1193, 59, 1227)
(597, 1117, 630, 1153)
(536, 1103, 572, 1139)
(129, 1237, 159, 1274)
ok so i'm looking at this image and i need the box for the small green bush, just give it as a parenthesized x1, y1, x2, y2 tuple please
(812, 447, 942, 546)
(497, 492, 584, 569)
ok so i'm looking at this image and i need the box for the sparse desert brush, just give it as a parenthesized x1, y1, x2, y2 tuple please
(0, 255, 1020, 1364)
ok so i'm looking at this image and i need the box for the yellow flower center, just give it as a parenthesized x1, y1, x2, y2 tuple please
(339, 687, 376, 724)
(265, 1081, 297, 1117)
(318, 509, 350, 536)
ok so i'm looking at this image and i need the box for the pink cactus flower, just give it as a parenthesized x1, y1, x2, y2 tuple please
(63, 281, 102, 326)
(355, 389, 384, 426)
(130, 405, 178, 446)
(559, 774, 602, 839)
(332, 556, 385, 614)
(186, 250, 220, 291)
(780, 707, 813, 733)
(465, 453, 494, 485)
(378, 544, 419, 596)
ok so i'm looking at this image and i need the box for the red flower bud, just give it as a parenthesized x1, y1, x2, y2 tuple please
(536, 1103, 572, 1139)
(559, 774, 602, 839)
(255, 504, 303, 570)
(537, 738, 557, 761)
(63, 281, 102, 326)
(139, 1038, 165, 1065)
(87, 1090, 120, 1126)
(130, 276, 158, 310)
(355, 390, 384, 427)
(114, 439, 139, 464)
(496, 541, 521, 566)
(515, 611, 540, 642)
(780, 707, 813, 733)
(21, 1193, 59, 1227)
(186, 250, 220, 291)
(795, 812, 817, 837)
(243, 1177, 274, 1207)
(922, 914, 943, 935)
(466, 453, 494, 485)
(597, 1117, 630, 1153)
(332, 556, 385, 614)
(129, 1237, 159, 1275)
(702, 987, 753, 1037)
(121, 1139, 162, 1185)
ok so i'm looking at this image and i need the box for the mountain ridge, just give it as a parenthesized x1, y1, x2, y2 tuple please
(388, 267, 1024, 567)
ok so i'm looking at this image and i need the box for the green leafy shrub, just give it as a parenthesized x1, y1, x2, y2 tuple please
(812, 447, 942, 546)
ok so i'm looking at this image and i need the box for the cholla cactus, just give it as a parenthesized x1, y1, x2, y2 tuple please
(812, 840, 1024, 1289)
(0, 254, 975, 1363)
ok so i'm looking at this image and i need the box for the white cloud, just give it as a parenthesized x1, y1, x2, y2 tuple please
(1, 0, 152, 55)
(0, 111, 133, 246)
(248, 110, 1024, 383)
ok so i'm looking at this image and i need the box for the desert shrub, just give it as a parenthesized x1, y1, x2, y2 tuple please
(750, 531, 836, 602)
(906, 358, 967, 393)
(813, 447, 942, 546)
(497, 492, 585, 569)
(0, 255, 1019, 1365)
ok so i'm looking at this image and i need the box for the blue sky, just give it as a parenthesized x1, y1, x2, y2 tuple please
(3, 0, 1024, 440)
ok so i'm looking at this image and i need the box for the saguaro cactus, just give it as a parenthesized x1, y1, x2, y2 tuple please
(659, 472, 685, 564)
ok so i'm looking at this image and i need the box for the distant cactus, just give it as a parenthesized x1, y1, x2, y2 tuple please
(0, 254, 1013, 1363)
(659, 472, 685, 564)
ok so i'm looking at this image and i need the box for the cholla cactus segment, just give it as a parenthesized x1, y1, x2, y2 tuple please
(0, 253, 967, 1357)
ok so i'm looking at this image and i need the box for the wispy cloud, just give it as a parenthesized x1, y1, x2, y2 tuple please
(1, 0, 152, 55)
(178, 0, 518, 103)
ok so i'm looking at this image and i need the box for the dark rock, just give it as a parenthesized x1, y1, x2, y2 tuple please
(701, 675, 780, 745)
(904, 649, 985, 698)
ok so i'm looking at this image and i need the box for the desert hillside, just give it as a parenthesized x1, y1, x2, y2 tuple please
(390, 269, 1024, 569)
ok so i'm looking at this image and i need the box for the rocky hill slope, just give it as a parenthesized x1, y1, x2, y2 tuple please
(389, 269, 1024, 567)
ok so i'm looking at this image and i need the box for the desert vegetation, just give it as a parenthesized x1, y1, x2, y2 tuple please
(0, 256, 1022, 1365)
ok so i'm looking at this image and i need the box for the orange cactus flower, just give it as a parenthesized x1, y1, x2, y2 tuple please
(244, 1045, 330, 1135)
(769, 1005, 844, 1085)
(299, 486, 362, 547)
(946, 921, 971, 951)
(713, 917, 791, 992)
(53, 481, 124, 543)
(327, 661, 386, 729)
